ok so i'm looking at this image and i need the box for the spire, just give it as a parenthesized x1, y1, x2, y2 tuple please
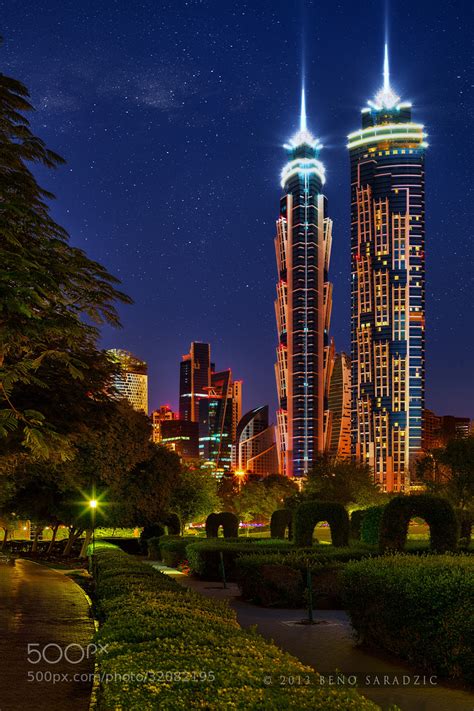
(300, 86, 307, 132)
(383, 42, 390, 91)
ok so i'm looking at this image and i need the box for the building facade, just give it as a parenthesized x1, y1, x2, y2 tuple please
(160, 419, 199, 460)
(151, 404, 177, 444)
(199, 369, 242, 474)
(274, 90, 333, 477)
(179, 342, 211, 423)
(327, 352, 351, 458)
(108, 349, 148, 413)
(348, 46, 428, 491)
(232, 405, 279, 476)
(422, 409, 471, 450)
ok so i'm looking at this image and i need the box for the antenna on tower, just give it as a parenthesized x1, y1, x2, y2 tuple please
(383, 42, 390, 91)
(300, 86, 307, 132)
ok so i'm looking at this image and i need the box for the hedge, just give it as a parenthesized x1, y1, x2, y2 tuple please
(205, 511, 239, 538)
(360, 505, 386, 545)
(236, 547, 375, 608)
(342, 554, 474, 683)
(379, 495, 459, 553)
(270, 509, 293, 539)
(349, 510, 364, 540)
(293, 501, 350, 547)
(456, 509, 473, 544)
(147, 535, 196, 562)
(185, 540, 294, 581)
(92, 547, 377, 709)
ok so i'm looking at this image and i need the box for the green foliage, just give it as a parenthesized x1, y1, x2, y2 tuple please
(349, 509, 365, 540)
(270, 509, 292, 539)
(169, 466, 219, 533)
(415, 436, 474, 510)
(236, 547, 375, 607)
(302, 455, 382, 507)
(92, 548, 377, 709)
(293, 501, 350, 548)
(0, 69, 130, 458)
(360, 505, 387, 545)
(342, 554, 474, 683)
(233, 475, 299, 522)
(456, 508, 473, 544)
(379, 495, 459, 553)
(185, 539, 294, 581)
(147, 535, 195, 565)
(205, 511, 239, 538)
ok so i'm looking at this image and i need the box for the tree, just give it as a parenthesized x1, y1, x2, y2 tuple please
(301, 455, 381, 507)
(234, 475, 298, 522)
(169, 467, 219, 535)
(0, 65, 131, 459)
(416, 437, 474, 510)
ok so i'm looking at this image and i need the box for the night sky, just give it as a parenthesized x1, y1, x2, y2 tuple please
(3, 0, 473, 420)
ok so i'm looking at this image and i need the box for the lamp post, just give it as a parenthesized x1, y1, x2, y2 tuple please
(89, 499, 97, 556)
(234, 470, 246, 493)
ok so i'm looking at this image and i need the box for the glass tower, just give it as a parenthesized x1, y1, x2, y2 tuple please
(348, 46, 428, 491)
(274, 90, 333, 477)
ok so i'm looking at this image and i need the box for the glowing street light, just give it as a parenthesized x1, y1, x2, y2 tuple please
(234, 470, 246, 492)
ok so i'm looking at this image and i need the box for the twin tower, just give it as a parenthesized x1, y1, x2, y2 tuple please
(274, 47, 427, 492)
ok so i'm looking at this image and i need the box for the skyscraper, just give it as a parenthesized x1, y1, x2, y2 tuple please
(232, 405, 279, 476)
(151, 404, 177, 444)
(108, 349, 148, 413)
(327, 352, 352, 458)
(348, 46, 428, 491)
(199, 369, 242, 474)
(274, 89, 333, 477)
(179, 342, 211, 422)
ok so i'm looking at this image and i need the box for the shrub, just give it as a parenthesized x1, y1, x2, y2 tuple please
(360, 505, 386, 545)
(379, 495, 459, 553)
(349, 510, 365, 540)
(293, 501, 350, 548)
(139, 524, 165, 553)
(342, 554, 474, 683)
(147, 535, 194, 561)
(205, 511, 239, 538)
(456, 509, 473, 544)
(186, 540, 293, 581)
(236, 547, 375, 607)
(270, 509, 292, 539)
(92, 548, 377, 709)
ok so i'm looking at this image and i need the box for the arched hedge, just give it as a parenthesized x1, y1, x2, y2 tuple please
(270, 509, 293, 539)
(350, 510, 364, 540)
(293, 501, 350, 548)
(205, 512, 239, 538)
(163, 514, 181, 535)
(379, 495, 459, 553)
(456, 509, 473, 544)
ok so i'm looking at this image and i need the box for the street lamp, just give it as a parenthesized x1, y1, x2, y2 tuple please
(234, 470, 246, 492)
(89, 498, 98, 556)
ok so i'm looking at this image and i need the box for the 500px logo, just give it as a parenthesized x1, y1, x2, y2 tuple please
(27, 643, 108, 665)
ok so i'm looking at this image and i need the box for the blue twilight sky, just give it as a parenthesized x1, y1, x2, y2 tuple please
(2, 0, 473, 419)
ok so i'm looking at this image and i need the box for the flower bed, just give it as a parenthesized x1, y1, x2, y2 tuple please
(342, 554, 474, 683)
(92, 547, 377, 709)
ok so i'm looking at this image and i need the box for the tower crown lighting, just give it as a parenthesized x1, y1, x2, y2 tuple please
(281, 87, 325, 186)
(368, 43, 401, 111)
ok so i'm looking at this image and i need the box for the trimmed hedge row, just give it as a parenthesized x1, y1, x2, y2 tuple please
(235, 547, 376, 607)
(360, 506, 386, 545)
(205, 512, 239, 538)
(294, 501, 350, 547)
(185, 539, 294, 580)
(379, 495, 458, 552)
(342, 554, 474, 683)
(92, 547, 377, 709)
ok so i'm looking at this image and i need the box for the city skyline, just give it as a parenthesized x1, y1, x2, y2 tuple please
(2, 0, 472, 422)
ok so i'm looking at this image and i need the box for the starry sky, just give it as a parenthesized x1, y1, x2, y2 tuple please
(2, 0, 473, 420)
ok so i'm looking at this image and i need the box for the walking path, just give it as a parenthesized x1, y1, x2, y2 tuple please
(0, 559, 95, 711)
(149, 561, 474, 711)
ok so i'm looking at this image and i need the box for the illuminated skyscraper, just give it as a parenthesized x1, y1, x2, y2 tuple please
(274, 89, 333, 477)
(232, 405, 279, 476)
(348, 45, 428, 491)
(327, 352, 351, 458)
(108, 349, 148, 413)
(199, 369, 242, 474)
(179, 342, 211, 422)
(151, 404, 177, 444)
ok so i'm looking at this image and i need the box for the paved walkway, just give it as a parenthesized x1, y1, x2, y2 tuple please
(0, 559, 95, 711)
(149, 561, 474, 711)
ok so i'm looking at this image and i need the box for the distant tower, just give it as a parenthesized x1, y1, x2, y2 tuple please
(200, 369, 242, 474)
(348, 45, 428, 491)
(179, 342, 211, 422)
(274, 88, 333, 476)
(327, 353, 352, 458)
(108, 349, 148, 414)
(233, 405, 279, 476)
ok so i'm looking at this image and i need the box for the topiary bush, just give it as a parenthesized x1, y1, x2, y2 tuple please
(360, 505, 386, 545)
(205, 511, 239, 538)
(293, 501, 350, 548)
(270, 509, 293, 539)
(342, 554, 474, 683)
(185, 540, 293, 580)
(456, 509, 473, 545)
(91, 547, 378, 709)
(349, 509, 365, 540)
(379, 495, 459, 553)
(139, 524, 165, 553)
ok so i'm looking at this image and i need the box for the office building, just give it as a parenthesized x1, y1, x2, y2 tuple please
(327, 352, 351, 458)
(233, 405, 279, 476)
(108, 348, 148, 413)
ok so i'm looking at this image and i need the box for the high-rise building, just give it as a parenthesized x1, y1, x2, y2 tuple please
(327, 352, 352, 458)
(108, 349, 148, 413)
(151, 404, 177, 444)
(232, 405, 279, 476)
(179, 342, 211, 422)
(348, 45, 428, 492)
(199, 369, 242, 474)
(274, 89, 333, 477)
(423, 410, 471, 450)
(160, 419, 199, 460)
